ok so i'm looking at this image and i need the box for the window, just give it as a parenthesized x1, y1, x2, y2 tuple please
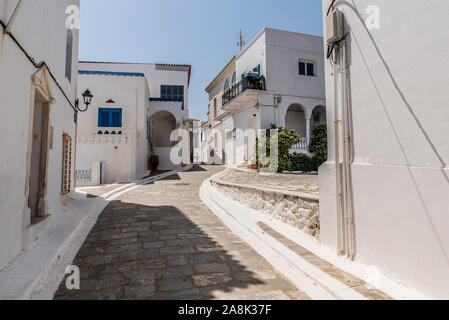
(213, 98, 217, 118)
(299, 60, 316, 76)
(98, 108, 122, 127)
(62, 134, 72, 194)
(224, 79, 230, 91)
(161, 85, 184, 109)
(253, 64, 261, 73)
(226, 130, 234, 141)
(65, 30, 73, 82)
(232, 72, 236, 84)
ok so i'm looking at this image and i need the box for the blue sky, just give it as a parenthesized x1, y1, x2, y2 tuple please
(79, 0, 324, 121)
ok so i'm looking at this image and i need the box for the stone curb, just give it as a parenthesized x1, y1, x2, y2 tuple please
(210, 170, 319, 202)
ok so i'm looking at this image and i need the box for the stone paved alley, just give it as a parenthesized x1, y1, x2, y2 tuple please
(55, 166, 308, 300)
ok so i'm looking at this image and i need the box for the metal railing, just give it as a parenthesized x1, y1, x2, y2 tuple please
(75, 170, 92, 181)
(291, 137, 309, 152)
(222, 76, 266, 106)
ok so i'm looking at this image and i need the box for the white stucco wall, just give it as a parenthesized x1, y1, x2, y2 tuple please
(76, 74, 149, 184)
(320, 0, 449, 299)
(79, 62, 190, 122)
(0, 0, 79, 269)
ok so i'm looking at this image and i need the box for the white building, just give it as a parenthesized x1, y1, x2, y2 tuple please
(320, 0, 449, 298)
(203, 28, 326, 166)
(76, 62, 191, 183)
(0, 0, 80, 269)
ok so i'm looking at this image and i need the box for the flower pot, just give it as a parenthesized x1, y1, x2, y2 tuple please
(149, 155, 159, 171)
(250, 163, 259, 170)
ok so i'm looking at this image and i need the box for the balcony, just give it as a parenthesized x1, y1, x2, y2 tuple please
(222, 75, 266, 112)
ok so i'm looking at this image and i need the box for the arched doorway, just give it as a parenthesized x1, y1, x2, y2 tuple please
(285, 104, 307, 137)
(149, 111, 177, 148)
(311, 105, 327, 132)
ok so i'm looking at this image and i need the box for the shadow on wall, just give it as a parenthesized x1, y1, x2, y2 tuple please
(54, 202, 264, 300)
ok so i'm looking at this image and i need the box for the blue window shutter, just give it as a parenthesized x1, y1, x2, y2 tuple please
(99, 108, 122, 127)
(99, 109, 109, 127)
(111, 109, 122, 127)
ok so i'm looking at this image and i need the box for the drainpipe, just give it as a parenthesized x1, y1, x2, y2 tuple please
(336, 40, 356, 260)
(334, 47, 346, 256)
(5, 0, 24, 34)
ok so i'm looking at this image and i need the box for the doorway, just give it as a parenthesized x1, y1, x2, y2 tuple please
(28, 94, 50, 220)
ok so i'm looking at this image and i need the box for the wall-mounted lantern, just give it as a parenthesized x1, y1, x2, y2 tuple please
(75, 89, 93, 112)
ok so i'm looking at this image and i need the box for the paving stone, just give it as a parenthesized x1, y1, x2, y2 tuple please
(160, 246, 195, 256)
(142, 241, 165, 249)
(187, 253, 222, 264)
(86, 254, 118, 266)
(193, 273, 233, 287)
(162, 266, 194, 278)
(194, 263, 230, 274)
(166, 255, 188, 266)
(254, 291, 291, 300)
(124, 285, 155, 299)
(158, 277, 194, 292)
(167, 288, 202, 300)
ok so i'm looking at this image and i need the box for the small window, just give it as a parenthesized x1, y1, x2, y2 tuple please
(226, 130, 233, 140)
(299, 60, 316, 76)
(213, 98, 217, 118)
(224, 79, 230, 91)
(161, 85, 184, 109)
(65, 30, 73, 82)
(62, 134, 72, 194)
(232, 72, 236, 84)
(98, 108, 122, 127)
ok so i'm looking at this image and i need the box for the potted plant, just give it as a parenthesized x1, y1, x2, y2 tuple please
(149, 138, 159, 171)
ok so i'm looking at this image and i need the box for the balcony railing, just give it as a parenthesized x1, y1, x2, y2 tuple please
(222, 76, 266, 106)
(291, 138, 309, 152)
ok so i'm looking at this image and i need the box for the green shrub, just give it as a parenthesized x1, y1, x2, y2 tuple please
(290, 153, 322, 172)
(257, 125, 300, 173)
(256, 124, 328, 173)
(309, 125, 328, 165)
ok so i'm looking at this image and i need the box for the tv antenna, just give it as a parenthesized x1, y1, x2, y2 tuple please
(237, 29, 246, 51)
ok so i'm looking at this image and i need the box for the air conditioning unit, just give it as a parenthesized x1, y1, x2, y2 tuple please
(326, 9, 344, 45)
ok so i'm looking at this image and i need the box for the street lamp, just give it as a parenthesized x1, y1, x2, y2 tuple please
(75, 89, 93, 112)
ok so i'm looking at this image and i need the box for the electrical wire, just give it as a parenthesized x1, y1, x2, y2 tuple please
(326, 0, 337, 16)
(0, 19, 77, 112)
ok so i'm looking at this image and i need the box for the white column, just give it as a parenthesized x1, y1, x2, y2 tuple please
(306, 116, 312, 146)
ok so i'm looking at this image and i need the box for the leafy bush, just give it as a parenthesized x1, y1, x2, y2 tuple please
(309, 125, 328, 164)
(256, 124, 328, 173)
(290, 153, 323, 172)
(257, 125, 300, 173)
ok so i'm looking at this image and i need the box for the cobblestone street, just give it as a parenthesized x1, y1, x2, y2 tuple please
(55, 166, 307, 300)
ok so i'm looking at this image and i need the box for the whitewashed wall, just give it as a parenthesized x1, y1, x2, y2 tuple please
(76, 74, 149, 184)
(0, 0, 79, 269)
(79, 62, 190, 123)
(320, 0, 449, 299)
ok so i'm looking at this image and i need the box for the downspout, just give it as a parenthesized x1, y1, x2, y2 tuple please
(336, 39, 356, 260)
(4, 0, 24, 34)
(341, 40, 356, 260)
(333, 52, 345, 256)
